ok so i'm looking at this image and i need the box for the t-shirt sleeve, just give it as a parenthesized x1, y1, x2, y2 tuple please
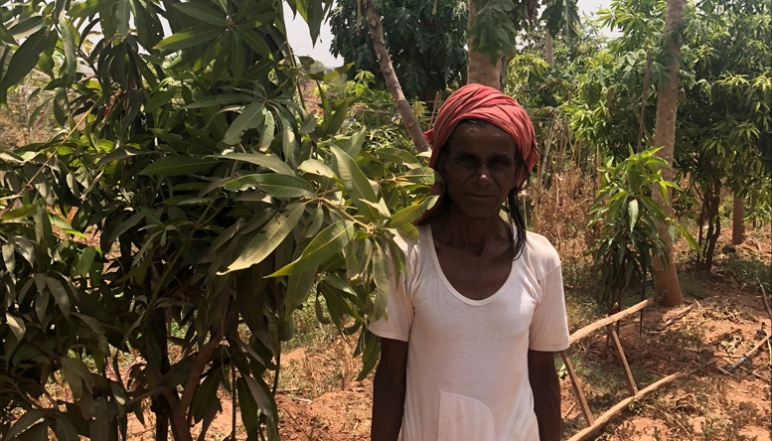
(368, 255, 414, 342)
(529, 265, 570, 352)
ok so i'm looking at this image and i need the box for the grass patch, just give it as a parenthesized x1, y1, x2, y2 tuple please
(284, 296, 339, 352)
(725, 254, 772, 294)
(278, 297, 361, 399)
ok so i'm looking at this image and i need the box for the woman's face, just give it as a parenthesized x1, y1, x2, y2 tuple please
(439, 122, 522, 220)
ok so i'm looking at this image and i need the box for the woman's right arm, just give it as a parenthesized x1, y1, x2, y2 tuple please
(371, 337, 409, 441)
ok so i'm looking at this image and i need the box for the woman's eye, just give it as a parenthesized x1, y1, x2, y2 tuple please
(490, 158, 515, 171)
(454, 156, 478, 168)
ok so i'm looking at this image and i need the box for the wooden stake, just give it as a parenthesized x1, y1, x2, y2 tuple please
(608, 325, 639, 395)
(561, 350, 595, 426)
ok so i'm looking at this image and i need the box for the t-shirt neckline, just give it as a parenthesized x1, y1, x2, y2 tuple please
(426, 227, 516, 307)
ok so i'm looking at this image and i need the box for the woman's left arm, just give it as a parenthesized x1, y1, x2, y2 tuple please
(528, 349, 562, 441)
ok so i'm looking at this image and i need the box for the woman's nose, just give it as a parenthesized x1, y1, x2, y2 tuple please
(476, 165, 491, 186)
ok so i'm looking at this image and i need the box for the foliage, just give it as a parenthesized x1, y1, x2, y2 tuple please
(588, 147, 694, 311)
(468, 0, 580, 63)
(562, 0, 771, 269)
(329, 0, 468, 100)
(0, 0, 433, 439)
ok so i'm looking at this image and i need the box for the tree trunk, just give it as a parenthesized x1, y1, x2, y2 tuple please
(363, 0, 429, 153)
(150, 307, 172, 441)
(699, 179, 722, 270)
(651, 0, 685, 307)
(545, 30, 554, 67)
(732, 192, 745, 245)
(467, 0, 501, 89)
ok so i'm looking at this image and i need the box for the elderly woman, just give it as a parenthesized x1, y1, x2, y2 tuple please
(369, 84, 570, 441)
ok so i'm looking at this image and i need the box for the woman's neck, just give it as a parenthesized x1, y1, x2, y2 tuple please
(431, 206, 508, 257)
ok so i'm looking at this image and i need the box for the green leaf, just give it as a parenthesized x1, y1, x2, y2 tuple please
(305, 0, 330, 43)
(371, 242, 389, 320)
(224, 174, 314, 198)
(356, 330, 379, 381)
(0, 23, 15, 45)
(223, 102, 265, 145)
(1, 203, 36, 221)
(116, 0, 130, 40)
(387, 196, 436, 229)
(242, 375, 278, 437)
(46, 277, 71, 317)
(4, 410, 45, 440)
(173, 2, 226, 25)
(60, 24, 77, 84)
(401, 167, 436, 185)
(234, 26, 271, 58)
(145, 87, 177, 113)
(5, 313, 25, 341)
(331, 145, 377, 215)
(95, 146, 144, 165)
(219, 152, 293, 175)
(281, 125, 298, 166)
(376, 147, 421, 168)
(61, 358, 91, 401)
(285, 269, 317, 311)
(298, 159, 335, 179)
(258, 110, 275, 150)
(221, 203, 305, 273)
(8, 16, 45, 39)
(53, 417, 79, 441)
(627, 199, 639, 232)
(140, 155, 219, 176)
(182, 93, 251, 109)
(269, 220, 355, 277)
(338, 127, 366, 159)
(0, 28, 48, 102)
(2, 243, 15, 273)
(154, 24, 223, 52)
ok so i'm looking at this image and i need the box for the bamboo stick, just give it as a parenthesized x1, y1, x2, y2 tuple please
(725, 334, 771, 372)
(561, 350, 595, 426)
(608, 325, 639, 395)
(570, 298, 655, 345)
(567, 372, 683, 441)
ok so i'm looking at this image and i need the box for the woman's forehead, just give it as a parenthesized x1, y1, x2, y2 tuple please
(447, 123, 517, 155)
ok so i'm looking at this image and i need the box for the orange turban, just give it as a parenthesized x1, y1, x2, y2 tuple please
(424, 83, 538, 185)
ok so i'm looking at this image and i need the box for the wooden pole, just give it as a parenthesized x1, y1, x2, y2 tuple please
(608, 325, 639, 395)
(567, 372, 684, 441)
(560, 350, 595, 426)
(570, 298, 655, 345)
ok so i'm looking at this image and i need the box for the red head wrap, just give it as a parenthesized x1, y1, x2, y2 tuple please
(424, 83, 538, 185)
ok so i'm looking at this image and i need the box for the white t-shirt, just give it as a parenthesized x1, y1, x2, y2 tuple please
(369, 225, 570, 441)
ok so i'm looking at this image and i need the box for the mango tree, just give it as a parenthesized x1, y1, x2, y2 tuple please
(0, 0, 433, 439)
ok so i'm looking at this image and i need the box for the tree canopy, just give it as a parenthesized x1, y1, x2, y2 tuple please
(329, 0, 468, 100)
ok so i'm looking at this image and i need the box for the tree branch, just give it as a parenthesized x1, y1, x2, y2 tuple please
(363, 0, 429, 153)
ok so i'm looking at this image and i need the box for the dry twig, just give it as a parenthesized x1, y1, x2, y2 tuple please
(659, 304, 694, 330)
